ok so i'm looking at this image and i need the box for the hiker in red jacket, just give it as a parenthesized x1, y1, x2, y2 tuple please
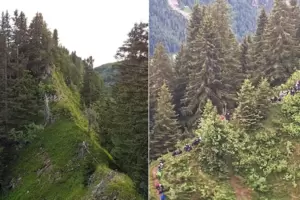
(220, 115, 225, 121)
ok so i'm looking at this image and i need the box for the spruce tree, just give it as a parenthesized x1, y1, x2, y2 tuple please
(196, 100, 240, 176)
(233, 79, 261, 131)
(149, 43, 173, 130)
(53, 29, 58, 47)
(211, 0, 242, 110)
(186, 4, 204, 45)
(81, 56, 102, 133)
(261, 0, 300, 86)
(173, 44, 188, 121)
(256, 78, 272, 120)
(151, 83, 179, 160)
(182, 13, 224, 129)
(290, 0, 300, 41)
(250, 8, 268, 82)
(110, 22, 148, 197)
(27, 13, 52, 77)
(240, 36, 252, 75)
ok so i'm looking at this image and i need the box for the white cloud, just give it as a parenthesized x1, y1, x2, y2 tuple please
(2, 0, 148, 66)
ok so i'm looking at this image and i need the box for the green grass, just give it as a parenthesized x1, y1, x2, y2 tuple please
(2, 69, 141, 200)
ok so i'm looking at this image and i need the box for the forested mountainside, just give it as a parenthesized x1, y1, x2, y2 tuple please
(94, 62, 119, 86)
(150, 0, 300, 199)
(0, 10, 148, 200)
(149, 0, 299, 55)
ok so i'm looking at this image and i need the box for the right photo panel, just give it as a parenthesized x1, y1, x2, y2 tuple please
(149, 0, 300, 199)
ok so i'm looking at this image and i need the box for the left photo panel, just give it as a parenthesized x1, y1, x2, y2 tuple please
(0, 0, 149, 200)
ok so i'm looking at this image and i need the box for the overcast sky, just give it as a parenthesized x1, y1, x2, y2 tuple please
(3, 0, 148, 67)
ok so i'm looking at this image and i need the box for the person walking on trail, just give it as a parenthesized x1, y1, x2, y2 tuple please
(220, 115, 225, 121)
(184, 144, 189, 152)
(157, 170, 162, 179)
(184, 144, 192, 152)
(296, 81, 300, 91)
(159, 161, 164, 168)
(158, 164, 162, 171)
(291, 88, 295, 96)
(154, 179, 160, 190)
(172, 149, 182, 156)
(225, 112, 230, 121)
(158, 184, 164, 194)
(192, 137, 201, 146)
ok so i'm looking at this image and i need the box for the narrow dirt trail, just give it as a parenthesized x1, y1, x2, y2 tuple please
(150, 166, 161, 200)
(167, 0, 190, 20)
(230, 176, 252, 200)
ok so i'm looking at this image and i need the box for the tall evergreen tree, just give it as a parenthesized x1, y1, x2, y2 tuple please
(233, 79, 261, 131)
(81, 56, 102, 133)
(256, 78, 272, 120)
(111, 22, 148, 197)
(261, 0, 300, 86)
(151, 83, 179, 160)
(149, 43, 173, 129)
(196, 100, 240, 176)
(27, 13, 52, 77)
(251, 8, 268, 81)
(181, 14, 224, 129)
(240, 36, 252, 75)
(53, 29, 58, 47)
(173, 44, 188, 121)
(186, 4, 204, 45)
(211, 0, 242, 110)
(289, 0, 300, 41)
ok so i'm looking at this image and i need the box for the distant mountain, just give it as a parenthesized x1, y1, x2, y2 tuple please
(94, 62, 119, 86)
(149, 0, 296, 56)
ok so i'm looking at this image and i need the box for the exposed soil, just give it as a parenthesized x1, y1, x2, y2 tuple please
(230, 176, 252, 200)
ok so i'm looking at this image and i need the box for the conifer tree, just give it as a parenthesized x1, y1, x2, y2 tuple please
(196, 100, 240, 176)
(27, 13, 53, 78)
(211, 0, 242, 110)
(261, 0, 299, 86)
(149, 43, 173, 129)
(173, 44, 188, 120)
(81, 56, 102, 133)
(240, 36, 252, 74)
(110, 22, 148, 197)
(182, 13, 224, 129)
(289, 0, 300, 41)
(256, 78, 272, 119)
(250, 8, 268, 80)
(186, 4, 204, 45)
(151, 83, 179, 160)
(53, 29, 58, 47)
(233, 79, 261, 131)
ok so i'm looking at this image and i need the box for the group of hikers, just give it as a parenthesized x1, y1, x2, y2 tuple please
(152, 80, 300, 199)
(270, 80, 300, 103)
(152, 136, 202, 199)
(220, 111, 231, 121)
(154, 160, 167, 200)
(172, 136, 202, 156)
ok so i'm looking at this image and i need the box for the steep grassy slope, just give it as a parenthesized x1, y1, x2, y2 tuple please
(150, 73, 300, 199)
(2, 68, 142, 200)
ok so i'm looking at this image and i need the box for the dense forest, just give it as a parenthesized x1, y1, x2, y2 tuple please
(150, 0, 300, 199)
(0, 9, 148, 200)
(149, 0, 298, 56)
